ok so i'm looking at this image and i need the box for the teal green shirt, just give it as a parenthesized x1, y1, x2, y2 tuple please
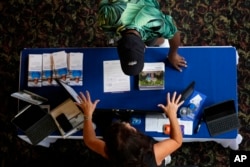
(98, 0, 177, 41)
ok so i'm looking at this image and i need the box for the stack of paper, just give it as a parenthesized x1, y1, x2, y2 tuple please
(103, 60, 130, 92)
(145, 113, 193, 135)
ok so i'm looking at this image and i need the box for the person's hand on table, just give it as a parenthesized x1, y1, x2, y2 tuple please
(76, 91, 100, 119)
(167, 53, 187, 72)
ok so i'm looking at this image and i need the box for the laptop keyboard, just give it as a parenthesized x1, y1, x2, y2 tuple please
(25, 115, 57, 145)
(207, 114, 240, 136)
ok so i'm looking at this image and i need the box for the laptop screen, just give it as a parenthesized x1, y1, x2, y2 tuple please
(204, 100, 236, 121)
(12, 105, 46, 131)
(55, 79, 81, 103)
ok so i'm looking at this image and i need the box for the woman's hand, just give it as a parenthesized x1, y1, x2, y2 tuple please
(75, 91, 100, 117)
(158, 91, 184, 118)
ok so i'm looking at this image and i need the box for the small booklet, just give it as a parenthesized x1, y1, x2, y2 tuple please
(52, 51, 69, 83)
(28, 54, 43, 87)
(42, 53, 57, 86)
(138, 62, 165, 90)
(68, 52, 84, 86)
(11, 90, 48, 105)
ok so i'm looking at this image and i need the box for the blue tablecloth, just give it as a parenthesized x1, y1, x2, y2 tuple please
(19, 46, 238, 140)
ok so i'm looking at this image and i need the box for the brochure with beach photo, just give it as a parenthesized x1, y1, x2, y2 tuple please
(28, 54, 42, 87)
(52, 51, 69, 83)
(42, 53, 57, 86)
(68, 52, 84, 86)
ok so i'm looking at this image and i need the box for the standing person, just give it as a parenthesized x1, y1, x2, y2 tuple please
(98, 0, 187, 76)
(76, 91, 184, 166)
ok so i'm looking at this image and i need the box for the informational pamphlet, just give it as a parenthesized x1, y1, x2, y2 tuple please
(52, 51, 69, 83)
(42, 53, 57, 86)
(138, 62, 165, 90)
(68, 52, 83, 86)
(103, 60, 130, 92)
(28, 54, 42, 87)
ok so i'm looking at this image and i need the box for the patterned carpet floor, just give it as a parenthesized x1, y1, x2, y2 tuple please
(0, 1, 249, 167)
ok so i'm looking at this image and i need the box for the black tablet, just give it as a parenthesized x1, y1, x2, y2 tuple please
(180, 81, 195, 101)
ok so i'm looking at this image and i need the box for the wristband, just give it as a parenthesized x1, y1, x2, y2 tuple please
(84, 115, 92, 121)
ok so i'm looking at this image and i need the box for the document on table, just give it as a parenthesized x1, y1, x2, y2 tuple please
(103, 60, 130, 92)
(145, 113, 193, 135)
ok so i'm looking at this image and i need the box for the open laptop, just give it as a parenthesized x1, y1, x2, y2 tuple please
(11, 104, 58, 145)
(203, 100, 240, 136)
